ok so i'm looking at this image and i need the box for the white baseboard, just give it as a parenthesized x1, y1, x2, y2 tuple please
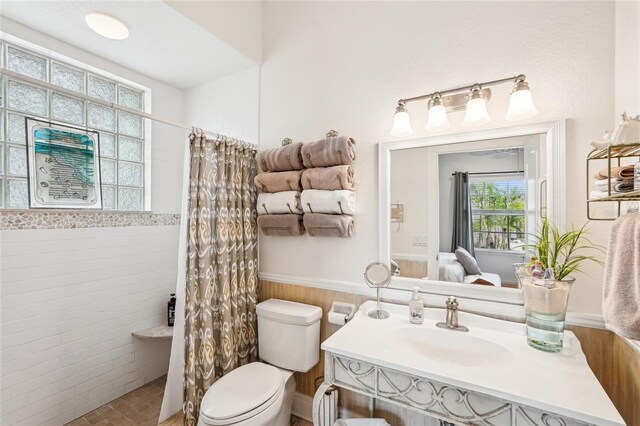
(292, 391, 314, 422)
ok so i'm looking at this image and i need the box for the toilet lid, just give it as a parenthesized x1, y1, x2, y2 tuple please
(200, 362, 283, 421)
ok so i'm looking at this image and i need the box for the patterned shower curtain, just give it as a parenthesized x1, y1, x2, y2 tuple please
(183, 130, 258, 425)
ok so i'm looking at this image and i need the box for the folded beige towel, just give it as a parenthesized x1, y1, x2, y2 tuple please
(303, 213, 355, 238)
(602, 212, 640, 340)
(301, 165, 356, 191)
(257, 191, 303, 215)
(594, 165, 635, 180)
(301, 190, 356, 215)
(301, 136, 356, 168)
(259, 142, 304, 172)
(258, 214, 305, 236)
(255, 171, 303, 193)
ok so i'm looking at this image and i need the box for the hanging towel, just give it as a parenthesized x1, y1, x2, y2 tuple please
(602, 212, 640, 340)
(304, 213, 355, 238)
(594, 165, 635, 180)
(301, 165, 357, 191)
(301, 189, 356, 215)
(258, 214, 305, 236)
(301, 136, 356, 168)
(255, 171, 303, 193)
(257, 191, 303, 215)
(259, 142, 304, 172)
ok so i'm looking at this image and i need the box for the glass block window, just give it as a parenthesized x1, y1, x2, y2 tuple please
(0, 41, 149, 210)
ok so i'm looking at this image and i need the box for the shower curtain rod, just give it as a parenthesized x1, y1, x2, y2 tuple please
(0, 67, 256, 149)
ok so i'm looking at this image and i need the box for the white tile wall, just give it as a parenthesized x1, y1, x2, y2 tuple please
(0, 225, 179, 426)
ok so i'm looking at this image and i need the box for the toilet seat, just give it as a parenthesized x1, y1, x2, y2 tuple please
(199, 362, 285, 425)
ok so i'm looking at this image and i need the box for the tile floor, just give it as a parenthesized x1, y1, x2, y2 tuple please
(66, 374, 313, 426)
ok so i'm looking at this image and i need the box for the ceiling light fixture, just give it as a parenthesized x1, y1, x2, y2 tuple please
(390, 101, 413, 137)
(85, 13, 129, 40)
(390, 74, 537, 137)
(425, 93, 451, 131)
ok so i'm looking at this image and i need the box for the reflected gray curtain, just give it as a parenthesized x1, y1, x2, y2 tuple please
(183, 130, 258, 426)
(451, 171, 475, 256)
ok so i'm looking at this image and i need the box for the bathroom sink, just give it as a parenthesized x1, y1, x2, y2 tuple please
(395, 327, 515, 367)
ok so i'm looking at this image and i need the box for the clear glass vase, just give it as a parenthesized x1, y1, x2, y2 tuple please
(518, 273, 575, 352)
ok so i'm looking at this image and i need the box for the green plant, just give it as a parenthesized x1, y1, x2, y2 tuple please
(526, 218, 604, 280)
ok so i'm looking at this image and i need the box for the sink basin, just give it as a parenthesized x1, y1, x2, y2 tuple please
(396, 327, 515, 367)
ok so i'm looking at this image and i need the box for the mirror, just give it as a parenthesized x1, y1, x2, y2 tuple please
(379, 121, 565, 302)
(364, 262, 392, 319)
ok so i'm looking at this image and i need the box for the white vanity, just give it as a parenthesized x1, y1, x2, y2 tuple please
(312, 301, 624, 426)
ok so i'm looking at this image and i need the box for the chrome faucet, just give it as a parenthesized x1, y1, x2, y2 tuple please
(436, 296, 469, 332)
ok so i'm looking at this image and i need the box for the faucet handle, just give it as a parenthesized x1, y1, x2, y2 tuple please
(446, 296, 458, 310)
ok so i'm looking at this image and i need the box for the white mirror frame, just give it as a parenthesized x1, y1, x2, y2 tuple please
(379, 119, 566, 305)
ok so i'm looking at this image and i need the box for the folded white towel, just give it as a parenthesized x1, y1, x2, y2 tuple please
(594, 178, 621, 187)
(301, 189, 356, 215)
(257, 191, 302, 215)
(589, 190, 622, 200)
(602, 212, 640, 340)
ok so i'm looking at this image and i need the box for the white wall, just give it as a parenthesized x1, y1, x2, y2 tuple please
(390, 147, 429, 260)
(0, 20, 185, 426)
(259, 1, 615, 315)
(615, 0, 640, 119)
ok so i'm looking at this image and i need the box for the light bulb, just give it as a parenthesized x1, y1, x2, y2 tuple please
(505, 80, 538, 121)
(390, 103, 413, 137)
(426, 95, 450, 131)
(463, 87, 490, 126)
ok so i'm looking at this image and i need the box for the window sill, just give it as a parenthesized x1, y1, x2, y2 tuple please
(474, 248, 526, 257)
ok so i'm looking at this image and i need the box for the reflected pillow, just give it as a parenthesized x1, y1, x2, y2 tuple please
(454, 246, 482, 275)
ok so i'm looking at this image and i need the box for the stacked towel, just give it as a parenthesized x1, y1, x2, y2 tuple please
(257, 191, 303, 215)
(302, 165, 356, 190)
(301, 190, 356, 215)
(300, 137, 357, 238)
(255, 170, 303, 193)
(590, 165, 635, 199)
(256, 143, 306, 236)
(303, 213, 355, 238)
(259, 142, 304, 172)
(602, 212, 640, 340)
(301, 136, 356, 168)
(258, 214, 305, 236)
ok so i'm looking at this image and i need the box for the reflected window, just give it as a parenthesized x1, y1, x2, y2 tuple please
(470, 175, 525, 251)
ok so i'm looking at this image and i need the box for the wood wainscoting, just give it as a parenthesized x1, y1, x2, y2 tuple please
(259, 280, 640, 426)
(392, 258, 428, 279)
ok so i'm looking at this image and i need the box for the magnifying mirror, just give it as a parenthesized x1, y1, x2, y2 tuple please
(364, 262, 391, 319)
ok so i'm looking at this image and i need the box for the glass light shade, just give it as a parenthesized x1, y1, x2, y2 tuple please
(505, 89, 538, 121)
(85, 13, 129, 40)
(463, 97, 491, 126)
(426, 104, 451, 131)
(390, 110, 413, 137)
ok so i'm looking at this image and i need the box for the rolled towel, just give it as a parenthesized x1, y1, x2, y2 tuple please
(258, 214, 305, 236)
(255, 171, 303, 193)
(594, 165, 635, 180)
(594, 178, 622, 187)
(301, 136, 356, 168)
(301, 189, 356, 215)
(257, 191, 303, 215)
(304, 213, 355, 238)
(301, 165, 356, 190)
(259, 142, 304, 172)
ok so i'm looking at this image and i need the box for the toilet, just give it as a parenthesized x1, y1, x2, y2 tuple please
(198, 299, 322, 426)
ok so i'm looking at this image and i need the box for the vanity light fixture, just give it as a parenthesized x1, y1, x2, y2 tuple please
(426, 93, 451, 131)
(505, 77, 538, 121)
(390, 74, 537, 136)
(463, 85, 491, 127)
(390, 101, 413, 137)
(85, 13, 129, 40)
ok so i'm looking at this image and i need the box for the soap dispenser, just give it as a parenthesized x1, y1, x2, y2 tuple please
(409, 286, 424, 324)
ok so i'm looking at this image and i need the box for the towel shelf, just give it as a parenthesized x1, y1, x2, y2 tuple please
(586, 142, 640, 220)
(132, 325, 174, 340)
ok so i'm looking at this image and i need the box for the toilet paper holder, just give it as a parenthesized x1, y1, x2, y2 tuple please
(328, 302, 356, 325)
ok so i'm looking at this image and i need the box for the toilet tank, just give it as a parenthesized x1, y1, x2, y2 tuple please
(256, 299, 322, 372)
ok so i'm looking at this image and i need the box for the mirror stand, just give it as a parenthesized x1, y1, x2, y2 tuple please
(364, 262, 392, 319)
(368, 287, 390, 319)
